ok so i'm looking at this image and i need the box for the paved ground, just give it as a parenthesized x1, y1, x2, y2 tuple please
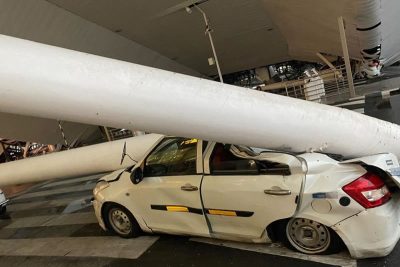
(0, 174, 399, 267)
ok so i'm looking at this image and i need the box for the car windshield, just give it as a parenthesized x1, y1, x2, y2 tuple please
(146, 138, 197, 167)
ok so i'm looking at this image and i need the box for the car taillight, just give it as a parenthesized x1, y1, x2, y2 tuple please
(342, 172, 391, 209)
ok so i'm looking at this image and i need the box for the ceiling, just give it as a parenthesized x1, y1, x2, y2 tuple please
(46, 0, 400, 76)
(47, 0, 290, 76)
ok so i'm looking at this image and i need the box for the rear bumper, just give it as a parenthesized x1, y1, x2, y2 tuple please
(332, 194, 400, 259)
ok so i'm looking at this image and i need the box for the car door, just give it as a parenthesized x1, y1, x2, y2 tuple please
(201, 142, 305, 239)
(130, 137, 209, 236)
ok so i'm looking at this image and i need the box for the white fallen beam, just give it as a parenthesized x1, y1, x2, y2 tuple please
(1, 34, 400, 160)
(0, 134, 163, 186)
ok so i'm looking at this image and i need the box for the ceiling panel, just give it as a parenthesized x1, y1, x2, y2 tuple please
(46, 0, 400, 76)
(47, 0, 289, 75)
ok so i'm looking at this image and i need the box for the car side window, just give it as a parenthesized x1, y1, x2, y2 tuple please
(210, 143, 258, 175)
(210, 143, 291, 176)
(143, 137, 198, 177)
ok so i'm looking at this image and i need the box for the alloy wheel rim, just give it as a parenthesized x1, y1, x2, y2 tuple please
(287, 218, 331, 254)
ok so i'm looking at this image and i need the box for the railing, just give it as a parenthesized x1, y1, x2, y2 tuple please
(263, 65, 353, 104)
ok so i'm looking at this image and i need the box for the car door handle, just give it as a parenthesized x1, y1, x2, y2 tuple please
(264, 188, 291, 196)
(181, 184, 198, 191)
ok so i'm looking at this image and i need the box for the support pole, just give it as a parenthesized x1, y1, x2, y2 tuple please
(195, 5, 224, 83)
(316, 52, 337, 72)
(338, 17, 356, 98)
(103, 126, 113, 141)
(23, 142, 30, 158)
(57, 120, 70, 149)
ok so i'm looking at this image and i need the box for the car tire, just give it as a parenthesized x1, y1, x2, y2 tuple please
(103, 204, 141, 238)
(0, 206, 6, 216)
(281, 218, 342, 255)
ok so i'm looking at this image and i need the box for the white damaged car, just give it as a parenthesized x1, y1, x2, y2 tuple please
(92, 137, 400, 258)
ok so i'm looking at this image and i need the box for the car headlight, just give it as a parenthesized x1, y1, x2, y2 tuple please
(93, 180, 110, 195)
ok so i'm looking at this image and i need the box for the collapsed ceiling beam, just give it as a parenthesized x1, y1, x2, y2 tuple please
(0, 34, 400, 160)
(0, 134, 163, 186)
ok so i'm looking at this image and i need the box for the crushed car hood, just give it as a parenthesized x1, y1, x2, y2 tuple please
(99, 169, 126, 183)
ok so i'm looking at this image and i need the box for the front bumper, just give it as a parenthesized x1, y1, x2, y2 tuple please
(92, 197, 107, 231)
(332, 194, 400, 259)
(0, 199, 9, 207)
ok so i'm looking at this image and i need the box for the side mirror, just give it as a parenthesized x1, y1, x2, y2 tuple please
(130, 168, 143, 184)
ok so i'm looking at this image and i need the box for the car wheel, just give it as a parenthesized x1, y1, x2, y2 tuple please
(0, 206, 6, 216)
(104, 204, 141, 238)
(284, 218, 341, 255)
